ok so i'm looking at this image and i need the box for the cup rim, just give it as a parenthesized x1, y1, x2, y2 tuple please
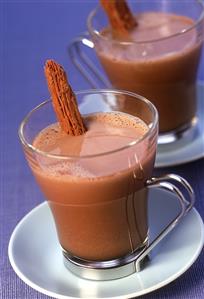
(87, 0, 204, 45)
(18, 89, 158, 160)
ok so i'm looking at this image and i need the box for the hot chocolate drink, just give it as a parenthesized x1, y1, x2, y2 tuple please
(95, 12, 203, 132)
(31, 112, 156, 261)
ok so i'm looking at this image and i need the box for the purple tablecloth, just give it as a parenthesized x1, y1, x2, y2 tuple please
(1, 1, 204, 298)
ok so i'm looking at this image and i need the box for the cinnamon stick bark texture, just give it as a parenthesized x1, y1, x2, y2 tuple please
(44, 60, 86, 135)
(100, 0, 137, 34)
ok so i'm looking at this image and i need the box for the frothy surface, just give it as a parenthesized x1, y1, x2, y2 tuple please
(123, 13, 194, 42)
(99, 12, 197, 60)
(33, 112, 148, 157)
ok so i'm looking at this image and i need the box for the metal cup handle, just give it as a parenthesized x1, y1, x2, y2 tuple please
(68, 32, 110, 89)
(134, 173, 195, 271)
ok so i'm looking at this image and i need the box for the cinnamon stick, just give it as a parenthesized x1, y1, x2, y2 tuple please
(100, 0, 137, 34)
(44, 60, 86, 135)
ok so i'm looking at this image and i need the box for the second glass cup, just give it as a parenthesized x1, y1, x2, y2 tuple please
(69, 0, 204, 140)
(19, 90, 194, 280)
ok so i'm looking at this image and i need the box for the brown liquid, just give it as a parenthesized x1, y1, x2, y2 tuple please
(96, 12, 203, 132)
(31, 112, 156, 260)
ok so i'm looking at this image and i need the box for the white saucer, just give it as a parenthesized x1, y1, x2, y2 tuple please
(155, 82, 204, 168)
(8, 189, 204, 299)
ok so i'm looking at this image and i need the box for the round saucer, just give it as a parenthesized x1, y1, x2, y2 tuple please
(155, 82, 204, 168)
(8, 189, 204, 299)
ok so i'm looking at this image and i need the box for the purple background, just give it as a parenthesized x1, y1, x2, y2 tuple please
(1, 1, 204, 298)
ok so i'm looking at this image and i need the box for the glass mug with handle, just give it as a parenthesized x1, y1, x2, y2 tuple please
(19, 90, 194, 280)
(69, 0, 204, 143)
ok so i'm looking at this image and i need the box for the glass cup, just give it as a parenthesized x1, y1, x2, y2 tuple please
(69, 0, 204, 143)
(19, 90, 194, 280)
